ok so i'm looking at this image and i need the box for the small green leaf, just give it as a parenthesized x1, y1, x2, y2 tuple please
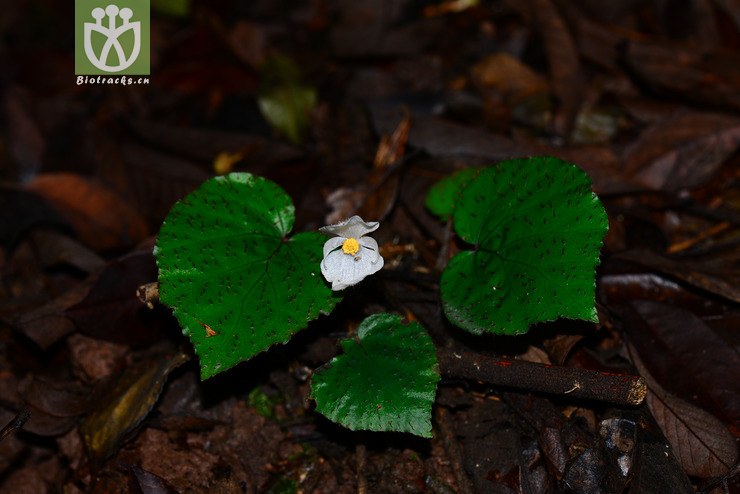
(441, 157, 608, 335)
(258, 55, 317, 145)
(155, 173, 340, 379)
(152, 0, 190, 17)
(311, 313, 439, 438)
(425, 167, 480, 219)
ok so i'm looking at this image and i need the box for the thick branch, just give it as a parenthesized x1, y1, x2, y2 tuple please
(438, 349, 646, 406)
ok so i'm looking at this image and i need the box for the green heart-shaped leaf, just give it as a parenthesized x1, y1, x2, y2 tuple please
(311, 313, 439, 437)
(441, 157, 608, 335)
(155, 173, 340, 379)
(425, 167, 481, 219)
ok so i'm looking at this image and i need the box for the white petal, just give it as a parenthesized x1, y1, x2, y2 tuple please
(319, 215, 380, 239)
(358, 236, 381, 263)
(320, 247, 384, 291)
(323, 237, 345, 258)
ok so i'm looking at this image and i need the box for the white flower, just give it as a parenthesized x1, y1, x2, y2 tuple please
(319, 215, 384, 291)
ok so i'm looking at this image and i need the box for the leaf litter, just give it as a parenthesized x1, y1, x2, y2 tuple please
(1, 0, 739, 492)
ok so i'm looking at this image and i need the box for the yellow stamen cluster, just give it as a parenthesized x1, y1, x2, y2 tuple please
(342, 237, 360, 256)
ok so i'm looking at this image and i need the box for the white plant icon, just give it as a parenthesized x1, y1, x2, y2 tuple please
(83, 4, 141, 72)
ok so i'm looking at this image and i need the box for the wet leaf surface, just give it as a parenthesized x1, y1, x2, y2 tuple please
(311, 313, 439, 437)
(440, 157, 608, 335)
(2, 0, 740, 491)
(155, 173, 341, 378)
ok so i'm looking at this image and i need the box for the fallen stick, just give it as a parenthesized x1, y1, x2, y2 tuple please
(437, 348, 646, 406)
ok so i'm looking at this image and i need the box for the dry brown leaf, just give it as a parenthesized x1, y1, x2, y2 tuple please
(369, 104, 530, 161)
(616, 248, 740, 304)
(471, 52, 549, 104)
(622, 41, 740, 112)
(627, 344, 738, 478)
(357, 113, 411, 221)
(623, 112, 740, 190)
(80, 349, 190, 463)
(624, 301, 740, 430)
(529, 0, 584, 138)
(27, 173, 149, 252)
(14, 276, 97, 350)
(25, 228, 104, 274)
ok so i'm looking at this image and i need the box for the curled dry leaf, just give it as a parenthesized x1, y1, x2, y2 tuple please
(626, 344, 738, 478)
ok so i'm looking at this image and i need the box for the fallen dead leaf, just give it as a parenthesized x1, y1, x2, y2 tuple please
(27, 173, 149, 252)
(80, 348, 190, 463)
(626, 344, 738, 478)
(624, 300, 740, 430)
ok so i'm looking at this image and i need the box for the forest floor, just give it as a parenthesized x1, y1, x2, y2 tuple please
(0, 0, 739, 492)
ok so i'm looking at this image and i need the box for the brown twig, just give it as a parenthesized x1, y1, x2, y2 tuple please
(0, 405, 30, 443)
(667, 221, 730, 253)
(435, 218, 453, 272)
(438, 349, 646, 406)
(356, 444, 367, 494)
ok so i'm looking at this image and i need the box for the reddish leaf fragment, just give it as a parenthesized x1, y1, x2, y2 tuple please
(27, 173, 149, 252)
(197, 321, 218, 338)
